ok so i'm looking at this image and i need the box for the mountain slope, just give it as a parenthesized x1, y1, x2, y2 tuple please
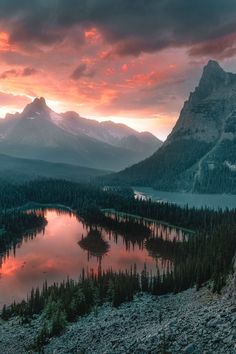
(58, 111, 162, 153)
(110, 60, 236, 193)
(0, 98, 161, 171)
(59, 112, 136, 143)
(0, 154, 109, 183)
(116, 132, 162, 154)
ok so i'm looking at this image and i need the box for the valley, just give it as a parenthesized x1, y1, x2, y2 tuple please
(0, 61, 236, 354)
(0, 178, 236, 352)
(0, 207, 186, 307)
(0, 154, 110, 183)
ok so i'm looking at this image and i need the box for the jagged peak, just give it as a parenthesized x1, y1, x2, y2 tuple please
(31, 97, 47, 108)
(205, 59, 222, 70)
(22, 96, 50, 116)
(202, 60, 225, 77)
(194, 60, 227, 98)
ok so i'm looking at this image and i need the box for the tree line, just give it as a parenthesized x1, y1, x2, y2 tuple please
(0, 210, 46, 261)
(0, 178, 236, 348)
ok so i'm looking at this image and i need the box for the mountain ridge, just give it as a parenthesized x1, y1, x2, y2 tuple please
(108, 60, 236, 193)
(0, 153, 110, 183)
(0, 98, 162, 172)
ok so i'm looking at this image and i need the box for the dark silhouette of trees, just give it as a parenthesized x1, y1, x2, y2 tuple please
(0, 178, 236, 348)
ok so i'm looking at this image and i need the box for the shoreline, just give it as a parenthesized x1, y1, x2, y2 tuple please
(102, 208, 195, 235)
(5, 202, 74, 214)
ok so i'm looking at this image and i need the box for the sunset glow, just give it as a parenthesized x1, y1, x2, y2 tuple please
(0, 2, 236, 139)
(0, 3, 235, 352)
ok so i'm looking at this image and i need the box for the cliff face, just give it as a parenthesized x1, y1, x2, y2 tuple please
(170, 60, 233, 143)
(113, 60, 236, 193)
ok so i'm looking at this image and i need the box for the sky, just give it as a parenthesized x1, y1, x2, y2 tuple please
(0, 1, 236, 140)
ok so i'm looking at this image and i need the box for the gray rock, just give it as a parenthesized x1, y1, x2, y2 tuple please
(183, 343, 199, 354)
(223, 334, 234, 344)
(207, 318, 222, 327)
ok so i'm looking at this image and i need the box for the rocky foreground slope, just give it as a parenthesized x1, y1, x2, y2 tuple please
(1, 267, 236, 354)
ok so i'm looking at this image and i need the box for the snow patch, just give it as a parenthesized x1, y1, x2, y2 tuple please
(50, 112, 63, 125)
(208, 163, 215, 170)
(225, 161, 236, 172)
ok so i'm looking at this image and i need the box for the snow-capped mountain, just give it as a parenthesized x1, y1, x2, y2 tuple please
(0, 98, 162, 171)
(57, 111, 136, 144)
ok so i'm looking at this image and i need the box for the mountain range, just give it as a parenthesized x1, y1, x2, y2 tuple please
(0, 98, 162, 174)
(1, 60, 235, 194)
(109, 60, 236, 193)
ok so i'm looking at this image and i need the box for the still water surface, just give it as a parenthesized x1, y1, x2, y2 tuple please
(134, 187, 236, 210)
(0, 208, 186, 306)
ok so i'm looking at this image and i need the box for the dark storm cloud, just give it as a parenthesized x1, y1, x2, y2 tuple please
(100, 77, 187, 113)
(0, 67, 38, 79)
(0, 0, 236, 56)
(188, 33, 236, 59)
(22, 67, 38, 76)
(71, 63, 95, 80)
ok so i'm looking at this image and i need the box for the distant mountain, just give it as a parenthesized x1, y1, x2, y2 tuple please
(109, 60, 236, 193)
(59, 111, 136, 144)
(0, 98, 162, 171)
(58, 111, 162, 151)
(0, 154, 109, 183)
(116, 132, 162, 155)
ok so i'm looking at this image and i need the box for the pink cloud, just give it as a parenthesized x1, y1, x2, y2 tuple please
(189, 32, 236, 59)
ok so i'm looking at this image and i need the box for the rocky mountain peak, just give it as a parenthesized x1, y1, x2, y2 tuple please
(30, 97, 48, 110)
(112, 60, 236, 193)
(21, 97, 50, 119)
(33, 96, 47, 106)
(203, 60, 224, 75)
(196, 60, 227, 99)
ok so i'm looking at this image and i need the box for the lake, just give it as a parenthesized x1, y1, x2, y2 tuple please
(0, 208, 186, 306)
(134, 187, 236, 210)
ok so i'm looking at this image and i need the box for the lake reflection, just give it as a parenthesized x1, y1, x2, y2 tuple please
(0, 209, 181, 306)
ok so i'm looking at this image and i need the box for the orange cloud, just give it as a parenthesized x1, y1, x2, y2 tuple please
(105, 67, 115, 76)
(85, 28, 101, 44)
(126, 69, 171, 88)
(0, 27, 192, 140)
(0, 32, 10, 51)
(121, 63, 129, 72)
(0, 31, 23, 54)
(0, 257, 22, 276)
